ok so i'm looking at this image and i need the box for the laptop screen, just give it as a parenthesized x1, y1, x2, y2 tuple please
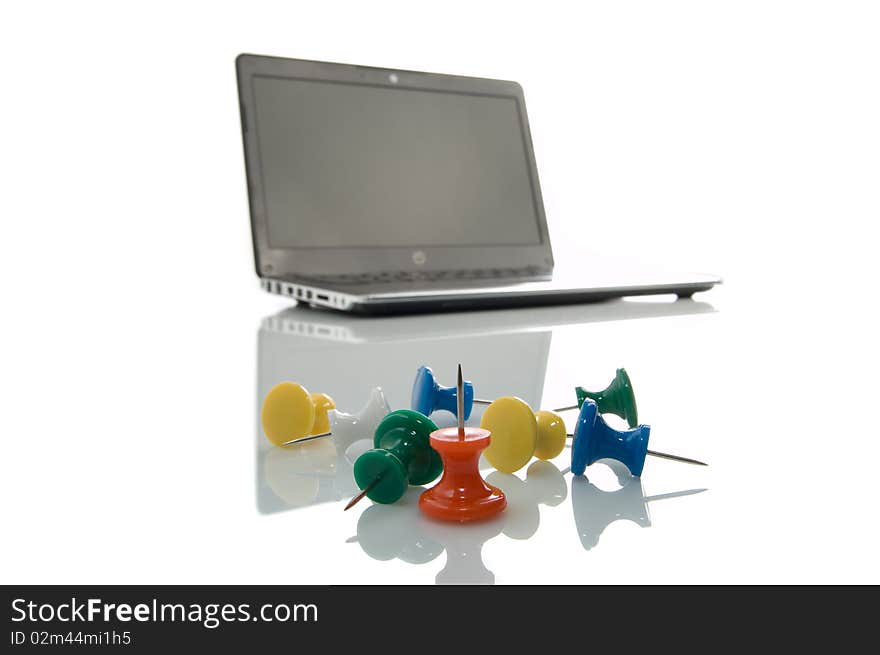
(251, 75, 543, 249)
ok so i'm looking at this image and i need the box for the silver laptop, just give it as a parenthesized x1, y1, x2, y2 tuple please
(236, 54, 720, 314)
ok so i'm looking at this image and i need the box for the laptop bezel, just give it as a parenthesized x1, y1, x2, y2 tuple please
(236, 54, 554, 280)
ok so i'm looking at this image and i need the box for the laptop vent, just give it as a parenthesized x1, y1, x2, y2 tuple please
(263, 280, 350, 309)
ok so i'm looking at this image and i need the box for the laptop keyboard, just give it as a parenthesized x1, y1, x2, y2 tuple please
(292, 267, 548, 287)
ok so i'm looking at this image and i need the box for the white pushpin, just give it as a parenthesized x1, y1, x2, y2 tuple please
(320, 387, 391, 453)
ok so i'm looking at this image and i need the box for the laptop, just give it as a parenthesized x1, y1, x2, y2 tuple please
(236, 54, 721, 314)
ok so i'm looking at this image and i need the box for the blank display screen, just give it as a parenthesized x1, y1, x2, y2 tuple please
(252, 76, 542, 249)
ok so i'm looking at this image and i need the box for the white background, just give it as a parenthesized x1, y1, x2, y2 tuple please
(1, 1, 878, 584)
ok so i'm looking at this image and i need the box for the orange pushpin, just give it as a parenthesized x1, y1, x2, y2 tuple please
(419, 365, 506, 522)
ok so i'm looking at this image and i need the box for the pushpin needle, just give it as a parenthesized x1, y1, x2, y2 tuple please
(344, 476, 381, 511)
(474, 403, 613, 414)
(566, 433, 707, 467)
(645, 449, 707, 467)
(457, 364, 465, 440)
(281, 431, 331, 447)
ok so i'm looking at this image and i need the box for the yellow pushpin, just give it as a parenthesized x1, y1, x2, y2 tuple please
(479, 397, 567, 473)
(262, 382, 391, 452)
(533, 410, 568, 460)
(262, 382, 336, 447)
(262, 382, 316, 446)
(310, 392, 336, 434)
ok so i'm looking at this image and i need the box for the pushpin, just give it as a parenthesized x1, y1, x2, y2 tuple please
(418, 365, 506, 522)
(316, 387, 391, 452)
(571, 398, 706, 477)
(261, 382, 390, 450)
(554, 368, 639, 428)
(478, 397, 568, 473)
(345, 409, 443, 510)
(412, 364, 489, 420)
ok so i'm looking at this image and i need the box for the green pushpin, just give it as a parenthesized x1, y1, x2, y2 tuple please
(345, 409, 443, 510)
(553, 368, 638, 428)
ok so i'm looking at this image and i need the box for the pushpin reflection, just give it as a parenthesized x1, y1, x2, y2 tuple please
(572, 460, 706, 550)
(425, 510, 504, 584)
(486, 460, 567, 540)
(262, 438, 365, 509)
(349, 493, 444, 565)
(263, 445, 322, 507)
(350, 460, 567, 584)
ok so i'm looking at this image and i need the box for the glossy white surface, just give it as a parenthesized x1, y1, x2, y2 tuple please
(1, 1, 878, 584)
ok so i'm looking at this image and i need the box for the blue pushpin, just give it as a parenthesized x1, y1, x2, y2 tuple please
(570, 399, 706, 477)
(411, 365, 485, 420)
